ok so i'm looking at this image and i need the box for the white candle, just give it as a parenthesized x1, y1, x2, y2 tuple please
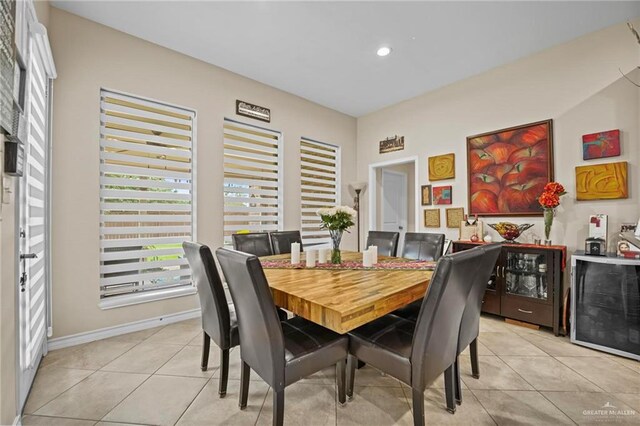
(291, 243, 301, 264)
(363, 250, 373, 267)
(306, 249, 316, 268)
(318, 248, 328, 263)
(369, 245, 378, 264)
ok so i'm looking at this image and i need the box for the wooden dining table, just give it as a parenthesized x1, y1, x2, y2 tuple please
(261, 251, 433, 334)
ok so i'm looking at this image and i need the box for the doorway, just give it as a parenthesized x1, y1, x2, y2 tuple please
(368, 157, 419, 254)
(16, 16, 56, 411)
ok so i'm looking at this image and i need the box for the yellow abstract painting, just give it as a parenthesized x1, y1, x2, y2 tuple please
(575, 161, 628, 201)
(428, 153, 455, 181)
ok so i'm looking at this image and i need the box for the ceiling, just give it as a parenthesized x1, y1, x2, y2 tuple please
(52, 1, 640, 117)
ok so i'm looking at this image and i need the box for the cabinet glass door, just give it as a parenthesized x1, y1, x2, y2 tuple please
(504, 250, 549, 300)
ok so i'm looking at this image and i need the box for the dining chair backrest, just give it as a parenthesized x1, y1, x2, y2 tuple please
(270, 231, 303, 255)
(183, 242, 232, 349)
(232, 232, 273, 257)
(366, 231, 400, 257)
(402, 232, 445, 261)
(457, 244, 502, 353)
(215, 248, 285, 388)
(410, 247, 485, 389)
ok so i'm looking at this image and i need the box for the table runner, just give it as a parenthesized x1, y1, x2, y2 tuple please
(260, 259, 436, 271)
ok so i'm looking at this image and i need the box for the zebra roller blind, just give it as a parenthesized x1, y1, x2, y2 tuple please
(223, 119, 283, 245)
(300, 138, 340, 247)
(99, 89, 196, 300)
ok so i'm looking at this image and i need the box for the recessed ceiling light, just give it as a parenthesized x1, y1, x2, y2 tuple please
(377, 46, 392, 57)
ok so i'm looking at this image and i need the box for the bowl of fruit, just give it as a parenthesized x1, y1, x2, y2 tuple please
(488, 222, 534, 243)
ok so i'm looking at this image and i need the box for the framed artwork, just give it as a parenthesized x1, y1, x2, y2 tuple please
(446, 207, 465, 228)
(582, 129, 620, 160)
(423, 209, 440, 228)
(421, 185, 432, 206)
(433, 185, 452, 205)
(428, 153, 455, 181)
(467, 119, 553, 217)
(575, 161, 628, 201)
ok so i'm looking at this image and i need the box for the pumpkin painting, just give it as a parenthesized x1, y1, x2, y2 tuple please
(466, 120, 553, 216)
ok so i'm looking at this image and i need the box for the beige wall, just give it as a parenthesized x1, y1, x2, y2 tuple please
(48, 7, 357, 338)
(357, 20, 640, 291)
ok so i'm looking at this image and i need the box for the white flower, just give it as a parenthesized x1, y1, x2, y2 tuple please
(317, 206, 356, 218)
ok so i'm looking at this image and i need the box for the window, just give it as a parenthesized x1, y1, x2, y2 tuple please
(223, 119, 283, 245)
(99, 89, 196, 307)
(300, 138, 340, 247)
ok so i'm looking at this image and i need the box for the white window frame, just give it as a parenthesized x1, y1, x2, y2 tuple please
(98, 88, 197, 309)
(300, 137, 341, 248)
(223, 118, 283, 246)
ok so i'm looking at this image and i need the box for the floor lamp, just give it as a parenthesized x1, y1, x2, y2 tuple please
(349, 181, 367, 252)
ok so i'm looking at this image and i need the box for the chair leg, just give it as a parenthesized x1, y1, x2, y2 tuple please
(201, 332, 210, 371)
(239, 360, 250, 409)
(470, 338, 480, 379)
(336, 359, 346, 405)
(346, 355, 357, 399)
(454, 357, 462, 405)
(411, 388, 425, 426)
(444, 365, 456, 414)
(219, 348, 230, 397)
(273, 389, 285, 426)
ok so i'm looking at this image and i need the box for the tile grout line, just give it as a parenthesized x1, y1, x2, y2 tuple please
(465, 388, 499, 426)
(535, 390, 581, 426)
(97, 332, 213, 423)
(550, 356, 612, 393)
(169, 375, 210, 426)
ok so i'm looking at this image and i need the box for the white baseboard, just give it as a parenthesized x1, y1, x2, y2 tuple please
(47, 309, 201, 351)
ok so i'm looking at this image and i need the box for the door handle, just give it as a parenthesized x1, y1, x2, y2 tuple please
(20, 253, 38, 259)
(399, 226, 404, 230)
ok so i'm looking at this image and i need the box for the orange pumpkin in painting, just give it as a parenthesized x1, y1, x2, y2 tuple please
(467, 120, 553, 216)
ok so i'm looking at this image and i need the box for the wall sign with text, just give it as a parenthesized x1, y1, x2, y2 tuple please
(236, 100, 271, 123)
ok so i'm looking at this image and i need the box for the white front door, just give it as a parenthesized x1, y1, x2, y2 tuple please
(381, 169, 407, 241)
(17, 21, 53, 410)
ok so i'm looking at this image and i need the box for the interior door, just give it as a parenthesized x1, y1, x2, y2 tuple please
(17, 25, 52, 410)
(381, 169, 407, 241)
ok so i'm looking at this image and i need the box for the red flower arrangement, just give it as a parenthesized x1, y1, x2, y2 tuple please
(538, 182, 567, 242)
(538, 182, 566, 208)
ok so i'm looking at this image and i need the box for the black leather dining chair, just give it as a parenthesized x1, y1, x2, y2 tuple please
(449, 243, 502, 406)
(365, 231, 400, 257)
(215, 248, 348, 426)
(182, 242, 238, 397)
(346, 247, 485, 423)
(270, 231, 303, 255)
(232, 232, 273, 257)
(402, 232, 445, 261)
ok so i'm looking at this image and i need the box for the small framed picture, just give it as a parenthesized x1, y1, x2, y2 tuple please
(433, 185, 452, 205)
(421, 185, 432, 206)
(446, 207, 465, 229)
(424, 209, 440, 228)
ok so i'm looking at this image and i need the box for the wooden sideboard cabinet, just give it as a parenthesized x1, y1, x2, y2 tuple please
(453, 241, 565, 336)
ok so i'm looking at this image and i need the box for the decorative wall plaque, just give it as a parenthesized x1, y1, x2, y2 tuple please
(379, 135, 404, 154)
(236, 100, 271, 123)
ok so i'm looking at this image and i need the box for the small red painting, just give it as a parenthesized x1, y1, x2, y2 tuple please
(582, 129, 620, 160)
(433, 186, 452, 205)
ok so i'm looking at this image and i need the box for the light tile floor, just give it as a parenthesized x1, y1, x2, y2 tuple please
(22, 316, 640, 425)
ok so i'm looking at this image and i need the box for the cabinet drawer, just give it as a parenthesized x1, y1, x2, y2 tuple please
(481, 291, 500, 315)
(501, 296, 553, 327)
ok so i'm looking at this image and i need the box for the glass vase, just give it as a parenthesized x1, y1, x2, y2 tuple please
(329, 229, 343, 264)
(543, 208, 555, 243)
